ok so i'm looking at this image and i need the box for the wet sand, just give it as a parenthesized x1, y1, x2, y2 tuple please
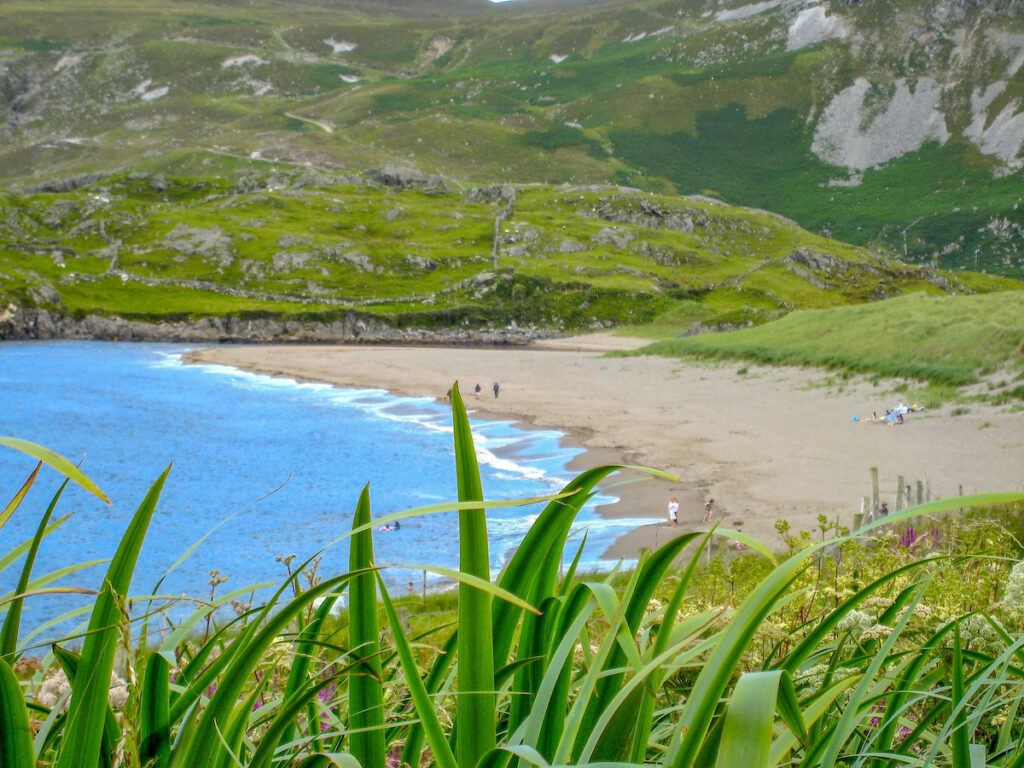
(187, 335, 1024, 558)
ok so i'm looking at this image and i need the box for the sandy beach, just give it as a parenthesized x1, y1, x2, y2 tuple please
(187, 336, 1024, 558)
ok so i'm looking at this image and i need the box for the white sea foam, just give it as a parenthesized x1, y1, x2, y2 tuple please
(165, 349, 638, 567)
(183, 355, 563, 486)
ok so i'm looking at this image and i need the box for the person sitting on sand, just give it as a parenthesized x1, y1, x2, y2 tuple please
(702, 498, 714, 524)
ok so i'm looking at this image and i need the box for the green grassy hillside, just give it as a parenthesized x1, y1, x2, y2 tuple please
(635, 291, 1024, 392)
(1, 171, 1013, 333)
(1, 0, 1023, 276)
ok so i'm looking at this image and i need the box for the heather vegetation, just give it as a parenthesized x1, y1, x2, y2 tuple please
(3, 391, 1024, 768)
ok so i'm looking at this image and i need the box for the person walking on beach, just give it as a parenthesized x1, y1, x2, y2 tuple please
(667, 496, 679, 527)
(493, 382, 500, 399)
(702, 498, 714, 524)
(475, 383, 482, 397)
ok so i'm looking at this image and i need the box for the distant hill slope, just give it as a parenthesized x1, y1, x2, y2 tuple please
(1, 171, 1011, 341)
(1, 0, 1023, 277)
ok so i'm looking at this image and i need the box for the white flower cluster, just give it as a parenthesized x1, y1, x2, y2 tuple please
(797, 664, 860, 693)
(36, 668, 129, 711)
(1003, 561, 1024, 609)
(836, 610, 875, 635)
(958, 613, 1006, 655)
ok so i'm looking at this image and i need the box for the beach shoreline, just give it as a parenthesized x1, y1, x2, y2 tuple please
(185, 335, 1024, 558)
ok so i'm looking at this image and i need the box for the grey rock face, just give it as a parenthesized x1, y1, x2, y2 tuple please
(163, 225, 233, 266)
(26, 172, 111, 194)
(591, 227, 634, 249)
(0, 305, 552, 346)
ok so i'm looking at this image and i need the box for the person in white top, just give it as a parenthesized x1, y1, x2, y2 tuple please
(667, 496, 679, 527)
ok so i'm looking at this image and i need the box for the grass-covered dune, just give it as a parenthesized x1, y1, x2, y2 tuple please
(636, 291, 1024, 391)
(0, 171, 1016, 338)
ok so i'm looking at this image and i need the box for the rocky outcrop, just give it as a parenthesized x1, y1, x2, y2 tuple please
(0, 305, 549, 345)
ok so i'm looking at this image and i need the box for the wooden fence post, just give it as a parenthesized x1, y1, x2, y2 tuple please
(896, 476, 905, 512)
(871, 467, 880, 516)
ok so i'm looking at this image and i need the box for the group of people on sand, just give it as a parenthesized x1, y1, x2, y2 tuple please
(667, 496, 714, 526)
(447, 383, 501, 400)
(856, 402, 922, 426)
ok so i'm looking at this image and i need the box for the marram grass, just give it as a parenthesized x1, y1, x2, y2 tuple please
(637, 290, 1024, 387)
(1, 389, 1024, 768)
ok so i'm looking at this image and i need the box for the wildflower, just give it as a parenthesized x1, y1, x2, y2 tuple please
(36, 668, 71, 711)
(13, 657, 43, 676)
(860, 623, 893, 641)
(836, 610, 874, 635)
(1004, 561, 1024, 608)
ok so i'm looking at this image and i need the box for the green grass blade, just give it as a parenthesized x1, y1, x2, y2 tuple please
(54, 465, 169, 768)
(495, 465, 628, 664)
(140, 651, 171, 768)
(0, 657, 34, 768)
(631, 532, 716, 762)
(401, 630, 458, 768)
(774, 558, 933, 674)
(378, 575, 458, 768)
(511, 589, 597, 753)
(52, 643, 120, 768)
(817, 581, 928, 768)
(666, 539, 820, 768)
(767, 674, 859, 766)
(586, 531, 704, 760)
(1, 478, 67, 658)
(0, 512, 72, 577)
(180, 572, 355, 768)
(248, 677, 339, 768)
(451, 382, 497, 768)
(296, 753, 362, 768)
(0, 461, 40, 530)
(0, 437, 109, 504)
(273, 593, 343, 758)
(553, 581, 632, 764)
(714, 671, 787, 768)
(17, 603, 92, 655)
(216, 676, 268, 768)
(157, 583, 274, 665)
(349, 485, 385, 768)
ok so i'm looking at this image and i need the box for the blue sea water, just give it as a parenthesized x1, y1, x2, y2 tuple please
(1, 341, 633, 635)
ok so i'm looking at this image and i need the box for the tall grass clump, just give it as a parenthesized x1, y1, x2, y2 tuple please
(636, 291, 1024, 387)
(2, 389, 1024, 767)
